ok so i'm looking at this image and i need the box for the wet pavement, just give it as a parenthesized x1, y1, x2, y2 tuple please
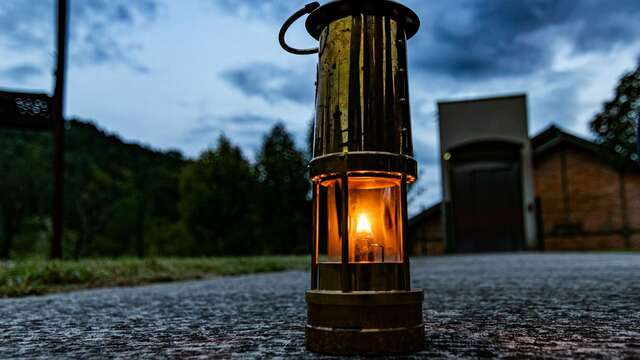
(1, 253, 639, 359)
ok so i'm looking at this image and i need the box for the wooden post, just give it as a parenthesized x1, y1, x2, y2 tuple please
(51, 0, 67, 259)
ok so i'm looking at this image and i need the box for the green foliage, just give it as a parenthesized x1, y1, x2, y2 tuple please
(179, 126, 311, 256)
(0, 132, 52, 259)
(0, 120, 187, 259)
(63, 120, 185, 258)
(255, 124, 311, 254)
(0, 256, 308, 297)
(0, 119, 311, 260)
(591, 61, 640, 163)
(179, 135, 257, 255)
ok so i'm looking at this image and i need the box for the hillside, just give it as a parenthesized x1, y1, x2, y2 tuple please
(0, 119, 187, 259)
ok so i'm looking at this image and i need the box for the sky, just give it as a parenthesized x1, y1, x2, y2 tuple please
(0, 0, 639, 214)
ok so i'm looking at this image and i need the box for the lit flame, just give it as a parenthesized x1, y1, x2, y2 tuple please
(356, 214, 373, 235)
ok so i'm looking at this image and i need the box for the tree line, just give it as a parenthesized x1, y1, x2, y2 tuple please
(1, 62, 637, 260)
(0, 120, 310, 259)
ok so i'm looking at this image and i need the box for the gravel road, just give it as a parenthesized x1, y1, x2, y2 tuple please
(1, 253, 639, 359)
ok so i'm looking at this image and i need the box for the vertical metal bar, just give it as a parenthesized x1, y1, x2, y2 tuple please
(348, 15, 362, 152)
(341, 172, 351, 292)
(396, 26, 413, 156)
(310, 181, 319, 290)
(362, 15, 372, 150)
(401, 174, 410, 290)
(383, 16, 395, 150)
(373, 16, 384, 148)
(51, 0, 67, 260)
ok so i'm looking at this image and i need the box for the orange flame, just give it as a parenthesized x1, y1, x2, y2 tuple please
(356, 213, 373, 235)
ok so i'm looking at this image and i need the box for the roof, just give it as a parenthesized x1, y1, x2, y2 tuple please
(437, 93, 526, 106)
(409, 201, 442, 227)
(531, 125, 639, 172)
(531, 125, 601, 157)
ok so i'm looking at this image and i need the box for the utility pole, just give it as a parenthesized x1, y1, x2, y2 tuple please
(51, 0, 67, 259)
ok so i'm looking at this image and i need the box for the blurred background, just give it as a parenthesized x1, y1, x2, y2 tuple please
(0, 0, 638, 260)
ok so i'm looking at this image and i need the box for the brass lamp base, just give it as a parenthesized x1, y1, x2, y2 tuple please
(305, 290, 424, 356)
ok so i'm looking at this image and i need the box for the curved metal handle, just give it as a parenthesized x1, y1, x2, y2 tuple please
(279, 2, 320, 55)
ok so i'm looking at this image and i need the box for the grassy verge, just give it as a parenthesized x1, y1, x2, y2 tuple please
(0, 256, 309, 298)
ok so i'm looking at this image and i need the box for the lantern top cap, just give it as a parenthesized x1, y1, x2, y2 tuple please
(305, 0, 420, 40)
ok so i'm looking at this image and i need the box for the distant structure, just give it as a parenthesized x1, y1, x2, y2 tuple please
(410, 95, 640, 254)
(437, 95, 536, 253)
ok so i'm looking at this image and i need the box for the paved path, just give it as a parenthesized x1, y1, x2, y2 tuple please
(1, 254, 639, 359)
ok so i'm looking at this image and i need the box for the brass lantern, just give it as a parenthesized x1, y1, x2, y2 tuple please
(279, 0, 423, 355)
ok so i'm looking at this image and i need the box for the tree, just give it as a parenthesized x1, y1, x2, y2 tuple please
(179, 135, 257, 255)
(63, 120, 186, 258)
(255, 123, 310, 254)
(72, 165, 126, 258)
(591, 61, 640, 163)
(0, 119, 188, 259)
(0, 132, 51, 259)
(124, 151, 184, 258)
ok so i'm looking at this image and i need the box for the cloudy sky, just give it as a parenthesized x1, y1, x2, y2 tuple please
(1, 0, 639, 213)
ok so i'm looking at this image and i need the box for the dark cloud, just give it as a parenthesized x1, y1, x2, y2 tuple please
(222, 63, 315, 104)
(212, 0, 640, 83)
(71, 0, 158, 25)
(205, 0, 640, 85)
(183, 113, 313, 158)
(0, 0, 159, 73)
(227, 114, 276, 125)
(70, 0, 159, 72)
(72, 25, 151, 73)
(0, 1, 52, 50)
(212, 0, 298, 20)
(407, 0, 640, 80)
(1, 64, 43, 83)
(530, 76, 584, 131)
(185, 114, 280, 145)
(569, 1, 640, 53)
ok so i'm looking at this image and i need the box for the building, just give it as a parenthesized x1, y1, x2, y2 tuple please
(532, 126, 640, 250)
(438, 95, 537, 253)
(410, 95, 640, 254)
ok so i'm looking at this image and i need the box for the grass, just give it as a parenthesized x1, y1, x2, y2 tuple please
(0, 256, 309, 298)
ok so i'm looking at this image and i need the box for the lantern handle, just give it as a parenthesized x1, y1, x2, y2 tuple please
(279, 2, 320, 55)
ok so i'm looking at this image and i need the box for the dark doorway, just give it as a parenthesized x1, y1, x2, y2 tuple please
(449, 141, 525, 253)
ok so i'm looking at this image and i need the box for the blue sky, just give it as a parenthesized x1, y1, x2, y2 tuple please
(1, 0, 639, 214)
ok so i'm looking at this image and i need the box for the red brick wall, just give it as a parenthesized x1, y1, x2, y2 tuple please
(425, 242, 445, 256)
(534, 144, 639, 250)
(565, 146, 624, 232)
(631, 234, 640, 250)
(625, 174, 640, 230)
(410, 209, 443, 256)
(544, 235, 626, 251)
(534, 149, 566, 234)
